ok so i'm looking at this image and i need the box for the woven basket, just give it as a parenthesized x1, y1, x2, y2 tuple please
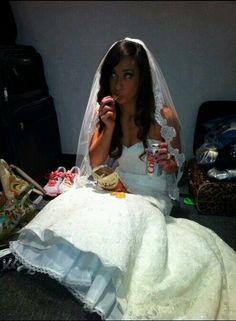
(92, 165, 119, 190)
(186, 158, 236, 216)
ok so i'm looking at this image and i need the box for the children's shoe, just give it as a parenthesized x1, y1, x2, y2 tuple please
(0, 248, 21, 273)
(44, 166, 66, 197)
(58, 166, 80, 194)
(0, 247, 35, 275)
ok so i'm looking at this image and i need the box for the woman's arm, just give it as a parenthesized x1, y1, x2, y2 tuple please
(89, 125, 114, 168)
(154, 107, 182, 174)
(89, 96, 116, 168)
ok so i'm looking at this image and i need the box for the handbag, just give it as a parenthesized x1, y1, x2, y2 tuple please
(0, 159, 46, 243)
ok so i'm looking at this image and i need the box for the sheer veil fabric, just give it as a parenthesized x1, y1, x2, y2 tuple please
(76, 37, 185, 199)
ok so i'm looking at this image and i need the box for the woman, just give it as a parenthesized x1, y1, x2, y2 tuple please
(9, 38, 236, 320)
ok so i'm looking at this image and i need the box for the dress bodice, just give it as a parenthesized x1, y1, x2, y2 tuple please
(116, 140, 168, 198)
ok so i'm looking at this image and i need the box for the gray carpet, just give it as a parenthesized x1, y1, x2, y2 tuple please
(172, 201, 236, 251)
(0, 271, 100, 320)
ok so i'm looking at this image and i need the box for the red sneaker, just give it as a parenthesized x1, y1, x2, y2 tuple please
(44, 166, 66, 197)
(58, 166, 80, 194)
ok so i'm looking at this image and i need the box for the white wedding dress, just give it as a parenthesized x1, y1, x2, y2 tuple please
(10, 141, 236, 320)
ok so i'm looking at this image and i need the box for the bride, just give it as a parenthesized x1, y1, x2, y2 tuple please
(9, 38, 236, 320)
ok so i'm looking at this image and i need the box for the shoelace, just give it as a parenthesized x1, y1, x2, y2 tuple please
(0, 256, 36, 275)
(0, 248, 11, 258)
(45, 171, 66, 187)
(46, 171, 65, 181)
(1, 256, 22, 271)
(0, 248, 35, 275)
(17, 265, 36, 275)
(63, 172, 76, 186)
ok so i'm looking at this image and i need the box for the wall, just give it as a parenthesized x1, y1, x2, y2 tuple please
(10, 1, 236, 160)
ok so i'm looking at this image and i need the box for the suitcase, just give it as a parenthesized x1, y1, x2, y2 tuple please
(186, 101, 236, 216)
(0, 96, 61, 184)
(0, 44, 61, 184)
(0, 44, 48, 106)
(0, 1, 17, 45)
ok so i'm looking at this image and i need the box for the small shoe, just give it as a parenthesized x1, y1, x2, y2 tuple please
(44, 166, 66, 197)
(0, 248, 21, 274)
(0, 247, 35, 275)
(58, 166, 80, 194)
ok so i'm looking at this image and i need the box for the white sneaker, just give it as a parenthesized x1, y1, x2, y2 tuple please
(44, 166, 66, 197)
(58, 166, 80, 194)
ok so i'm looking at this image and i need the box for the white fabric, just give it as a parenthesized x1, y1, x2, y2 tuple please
(75, 37, 185, 200)
(10, 143, 236, 320)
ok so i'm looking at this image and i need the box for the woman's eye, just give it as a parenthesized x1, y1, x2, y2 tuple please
(124, 72, 133, 79)
(111, 72, 117, 79)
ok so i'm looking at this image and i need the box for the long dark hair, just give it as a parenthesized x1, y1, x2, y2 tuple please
(97, 39, 156, 159)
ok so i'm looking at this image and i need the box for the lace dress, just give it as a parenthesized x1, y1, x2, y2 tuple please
(10, 141, 236, 320)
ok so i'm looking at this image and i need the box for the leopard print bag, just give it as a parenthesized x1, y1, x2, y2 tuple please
(186, 158, 236, 216)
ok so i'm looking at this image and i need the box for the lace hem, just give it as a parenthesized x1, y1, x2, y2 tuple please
(9, 241, 122, 320)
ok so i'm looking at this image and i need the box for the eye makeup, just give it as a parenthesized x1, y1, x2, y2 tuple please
(123, 70, 133, 78)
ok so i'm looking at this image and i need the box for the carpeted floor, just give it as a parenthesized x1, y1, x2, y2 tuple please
(171, 202, 236, 251)
(0, 270, 101, 320)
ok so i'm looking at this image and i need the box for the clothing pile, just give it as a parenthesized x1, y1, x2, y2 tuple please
(196, 115, 236, 180)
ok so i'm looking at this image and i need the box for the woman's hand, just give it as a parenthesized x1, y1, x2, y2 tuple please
(89, 96, 116, 168)
(99, 96, 116, 129)
(155, 142, 178, 174)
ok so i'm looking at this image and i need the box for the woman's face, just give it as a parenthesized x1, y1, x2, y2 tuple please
(109, 57, 140, 106)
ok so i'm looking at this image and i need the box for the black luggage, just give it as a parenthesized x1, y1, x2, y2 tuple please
(0, 43, 61, 184)
(0, 44, 48, 106)
(0, 1, 17, 45)
(0, 96, 61, 184)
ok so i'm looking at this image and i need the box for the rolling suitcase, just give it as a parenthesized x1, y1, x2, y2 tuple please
(0, 0, 17, 45)
(0, 45, 61, 184)
(0, 95, 61, 184)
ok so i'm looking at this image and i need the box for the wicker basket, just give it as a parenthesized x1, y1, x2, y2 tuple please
(186, 158, 236, 216)
(92, 165, 119, 190)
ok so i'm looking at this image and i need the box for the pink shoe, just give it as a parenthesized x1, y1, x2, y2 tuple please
(58, 166, 80, 194)
(44, 166, 66, 197)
